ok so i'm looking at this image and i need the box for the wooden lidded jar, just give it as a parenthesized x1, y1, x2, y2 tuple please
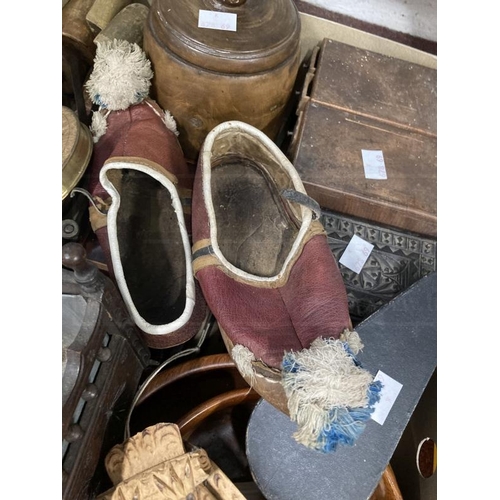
(143, 0, 301, 160)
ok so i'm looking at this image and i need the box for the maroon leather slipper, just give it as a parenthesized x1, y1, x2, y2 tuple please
(191, 120, 382, 452)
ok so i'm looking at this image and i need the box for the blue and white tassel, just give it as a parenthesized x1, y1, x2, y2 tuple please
(281, 330, 382, 453)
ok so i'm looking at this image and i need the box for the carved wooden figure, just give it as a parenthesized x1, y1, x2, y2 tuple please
(96, 423, 246, 499)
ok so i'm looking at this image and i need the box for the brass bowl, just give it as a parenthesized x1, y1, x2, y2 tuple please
(62, 106, 93, 201)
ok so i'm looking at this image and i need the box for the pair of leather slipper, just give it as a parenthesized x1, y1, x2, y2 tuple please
(81, 40, 381, 452)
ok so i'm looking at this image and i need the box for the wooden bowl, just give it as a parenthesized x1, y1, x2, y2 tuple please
(132, 352, 402, 499)
(133, 353, 259, 486)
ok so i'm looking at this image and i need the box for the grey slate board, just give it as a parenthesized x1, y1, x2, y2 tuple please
(246, 271, 437, 500)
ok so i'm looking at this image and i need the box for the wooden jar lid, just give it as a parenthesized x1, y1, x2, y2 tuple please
(147, 0, 300, 74)
(62, 106, 93, 200)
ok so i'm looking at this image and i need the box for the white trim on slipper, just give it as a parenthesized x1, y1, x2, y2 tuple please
(200, 120, 314, 284)
(100, 160, 195, 335)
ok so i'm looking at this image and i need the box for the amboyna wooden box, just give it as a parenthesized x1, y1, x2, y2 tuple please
(289, 38, 437, 238)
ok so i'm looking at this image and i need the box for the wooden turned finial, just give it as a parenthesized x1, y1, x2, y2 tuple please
(62, 242, 99, 286)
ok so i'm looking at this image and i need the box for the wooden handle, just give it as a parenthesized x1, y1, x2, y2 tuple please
(177, 388, 260, 440)
(62, 242, 98, 285)
(369, 463, 403, 500)
(136, 353, 244, 406)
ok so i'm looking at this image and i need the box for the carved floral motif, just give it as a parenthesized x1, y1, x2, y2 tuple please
(322, 210, 437, 323)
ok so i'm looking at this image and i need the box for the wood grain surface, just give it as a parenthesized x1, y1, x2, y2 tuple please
(177, 388, 260, 440)
(290, 38, 437, 237)
(143, 0, 301, 160)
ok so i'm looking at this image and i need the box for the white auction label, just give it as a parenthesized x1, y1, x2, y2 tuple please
(361, 149, 387, 179)
(370, 370, 403, 425)
(339, 234, 374, 274)
(198, 10, 237, 31)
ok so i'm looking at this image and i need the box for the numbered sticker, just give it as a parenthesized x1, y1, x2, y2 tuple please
(361, 149, 387, 180)
(198, 10, 237, 31)
(370, 371, 403, 425)
(339, 234, 374, 274)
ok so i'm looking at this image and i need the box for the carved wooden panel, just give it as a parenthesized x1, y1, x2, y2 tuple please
(321, 209, 436, 323)
(62, 243, 151, 500)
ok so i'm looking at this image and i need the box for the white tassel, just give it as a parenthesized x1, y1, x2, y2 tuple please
(282, 337, 381, 452)
(231, 344, 256, 385)
(163, 110, 179, 136)
(90, 110, 109, 143)
(340, 329, 364, 355)
(85, 39, 153, 111)
(283, 338, 372, 410)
